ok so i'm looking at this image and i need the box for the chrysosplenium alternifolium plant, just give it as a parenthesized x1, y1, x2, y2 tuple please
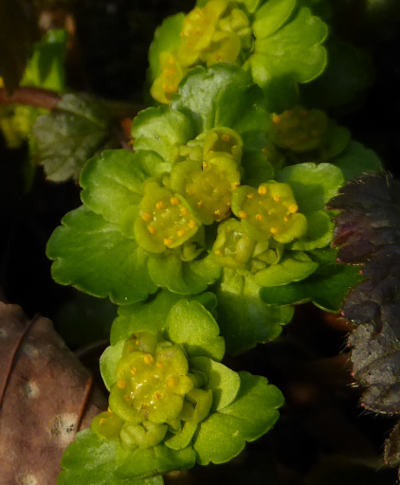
(47, 64, 379, 354)
(47, 1, 384, 482)
(58, 299, 283, 483)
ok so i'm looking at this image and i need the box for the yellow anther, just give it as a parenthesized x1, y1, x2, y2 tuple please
(214, 208, 221, 216)
(272, 113, 281, 123)
(99, 417, 105, 425)
(141, 212, 152, 222)
(168, 377, 177, 388)
(273, 195, 281, 202)
(170, 197, 179, 205)
(117, 380, 126, 389)
(177, 229, 186, 238)
(288, 204, 298, 213)
(256, 214, 263, 221)
(156, 362, 164, 369)
(144, 354, 154, 365)
(135, 339, 140, 345)
(155, 392, 162, 400)
(214, 249, 222, 256)
(162, 83, 167, 90)
(202, 162, 209, 170)
(163, 237, 174, 246)
(221, 133, 231, 142)
(232, 182, 240, 189)
(147, 225, 156, 235)
(107, 407, 112, 413)
(270, 227, 279, 234)
(156, 201, 166, 210)
(247, 193, 254, 199)
(197, 201, 204, 208)
(180, 207, 188, 216)
(188, 220, 196, 229)
(258, 186, 268, 195)
(284, 216, 289, 222)
(130, 367, 137, 375)
(238, 210, 247, 219)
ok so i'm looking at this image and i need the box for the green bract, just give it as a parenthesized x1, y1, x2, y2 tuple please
(58, 300, 284, 483)
(47, 64, 379, 354)
(148, 0, 328, 109)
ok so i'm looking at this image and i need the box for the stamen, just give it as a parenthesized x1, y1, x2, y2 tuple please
(256, 214, 263, 221)
(141, 212, 152, 222)
(144, 354, 154, 365)
(258, 186, 267, 195)
(147, 225, 156, 235)
(238, 210, 247, 219)
(117, 380, 126, 389)
(170, 197, 179, 205)
(163, 237, 174, 246)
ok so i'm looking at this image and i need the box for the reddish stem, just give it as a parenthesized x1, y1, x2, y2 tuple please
(0, 87, 61, 110)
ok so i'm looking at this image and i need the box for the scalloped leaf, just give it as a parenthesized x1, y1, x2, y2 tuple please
(110, 290, 217, 345)
(193, 372, 283, 465)
(254, 252, 319, 287)
(116, 444, 196, 479)
(167, 300, 225, 361)
(260, 258, 362, 312)
(47, 206, 156, 305)
(80, 149, 151, 234)
(190, 356, 241, 410)
(216, 269, 294, 355)
(291, 210, 333, 251)
(253, 0, 297, 39)
(170, 64, 256, 133)
(58, 429, 163, 485)
(333, 141, 383, 182)
(277, 162, 344, 213)
(250, 7, 327, 103)
(33, 94, 113, 182)
(147, 253, 221, 296)
(132, 107, 195, 165)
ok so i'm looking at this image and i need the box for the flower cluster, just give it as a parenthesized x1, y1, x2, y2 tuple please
(149, 0, 328, 107)
(67, 299, 284, 481)
(151, 0, 251, 103)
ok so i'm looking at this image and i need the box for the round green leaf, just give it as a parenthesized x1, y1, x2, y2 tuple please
(47, 206, 156, 305)
(193, 372, 284, 465)
(80, 149, 152, 235)
(216, 269, 294, 355)
(190, 356, 241, 410)
(277, 162, 344, 213)
(254, 252, 318, 287)
(167, 300, 225, 361)
(291, 210, 333, 251)
(132, 107, 195, 165)
(253, 0, 297, 39)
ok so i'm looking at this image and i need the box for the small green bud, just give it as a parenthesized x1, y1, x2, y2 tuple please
(212, 218, 255, 268)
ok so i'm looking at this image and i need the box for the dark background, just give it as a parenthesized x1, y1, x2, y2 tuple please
(1, 1, 400, 483)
